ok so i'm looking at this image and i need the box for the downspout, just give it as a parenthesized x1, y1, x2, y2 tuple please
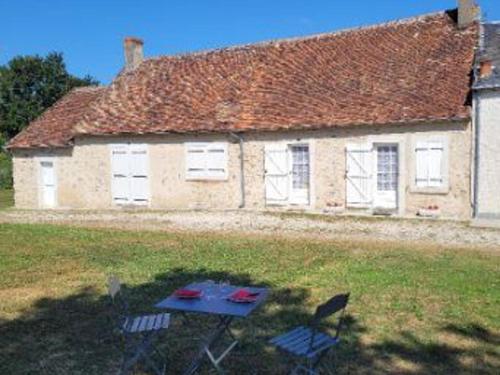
(472, 22, 485, 219)
(229, 132, 245, 208)
(472, 90, 480, 218)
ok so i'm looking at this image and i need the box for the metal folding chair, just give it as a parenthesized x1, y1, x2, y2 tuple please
(269, 293, 350, 374)
(108, 275, 170, 375)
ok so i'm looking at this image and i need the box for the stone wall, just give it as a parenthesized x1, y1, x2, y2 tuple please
(475, 90, 500, 219)
(11, 121, 472, 219)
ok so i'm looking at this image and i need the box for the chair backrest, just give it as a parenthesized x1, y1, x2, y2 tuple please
(311, 293, 350, 339)
(108, 275, 121, 299)
(107, 275, 129, 325)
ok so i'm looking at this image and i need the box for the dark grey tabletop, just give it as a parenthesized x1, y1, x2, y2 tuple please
(155, 281, 268, 318)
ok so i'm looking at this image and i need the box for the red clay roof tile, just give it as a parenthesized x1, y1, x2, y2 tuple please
(9, 11, 478, 148)
(7, 87, 105, 149)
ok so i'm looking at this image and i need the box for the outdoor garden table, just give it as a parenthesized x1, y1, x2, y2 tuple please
(155, 280, 268, 375)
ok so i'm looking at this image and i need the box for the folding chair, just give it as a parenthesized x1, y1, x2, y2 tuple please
(269, 293, 350, 374)
(107, 275, 170, 375)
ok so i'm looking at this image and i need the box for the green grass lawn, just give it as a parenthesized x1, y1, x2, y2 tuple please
(0, 223, 498, 374)
(0, 189, 13, 210)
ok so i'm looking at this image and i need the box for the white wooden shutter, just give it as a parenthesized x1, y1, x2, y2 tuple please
(111, 145, 130, 203)
(415, 141, 443, 188)
(265, 144, 289, 204)
(207, 143, 227, 178)
(345, 143, 373, 207)
(415, 142, 428, 187)
(186, 143, 207, 178)
(129, 144, 149, 203)
(427, 142, 443, 187)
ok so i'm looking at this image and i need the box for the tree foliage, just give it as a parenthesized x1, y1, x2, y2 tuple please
(0, 52, 98, 140)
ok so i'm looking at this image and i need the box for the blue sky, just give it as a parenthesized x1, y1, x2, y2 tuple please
(1, 0, 499, 84)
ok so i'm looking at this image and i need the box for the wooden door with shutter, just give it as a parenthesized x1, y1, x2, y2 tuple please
(345, 144, 373, 207)
(264, 144, 289, 205)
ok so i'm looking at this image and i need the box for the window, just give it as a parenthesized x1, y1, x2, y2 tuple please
(185, 142, 228, 179)
(415, 141, 444, 188)
(291, 145, 310, 190)
(376, 145, 398, 191)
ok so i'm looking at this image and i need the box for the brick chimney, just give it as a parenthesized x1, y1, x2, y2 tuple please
(458, 0, 480, 29)
(479, 59, 493, 78)
(124, 37, 144, 71)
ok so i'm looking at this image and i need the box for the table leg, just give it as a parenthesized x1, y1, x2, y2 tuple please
(183, 316, 237, 375)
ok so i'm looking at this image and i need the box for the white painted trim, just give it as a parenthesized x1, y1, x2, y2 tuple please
(37, 156, 58, 209)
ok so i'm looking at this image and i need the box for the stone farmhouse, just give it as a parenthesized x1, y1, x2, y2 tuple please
(8, 1, 498, 223)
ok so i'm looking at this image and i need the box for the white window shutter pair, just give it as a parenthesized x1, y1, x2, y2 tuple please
(415, 141, 443, 188)
(185, 143, 227, 179)
(345, 144, 373, 207)
(264, 144, 289, 204)
(111, 144, 149, 204)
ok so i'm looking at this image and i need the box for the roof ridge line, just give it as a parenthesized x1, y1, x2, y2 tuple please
(72, 85, 106, 92)
(145, 10, 450, 63)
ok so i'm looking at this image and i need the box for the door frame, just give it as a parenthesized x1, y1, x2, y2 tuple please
(373, 143, 399, 211)
(364, 135, 405, 215)
(38, 157, 57, 208)
(288, 143, 311, 205)
(263, 139, 315, 208)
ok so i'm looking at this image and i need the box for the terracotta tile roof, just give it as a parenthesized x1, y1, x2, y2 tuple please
(7, 87, 105, 149)
(10, 10, 478, 148)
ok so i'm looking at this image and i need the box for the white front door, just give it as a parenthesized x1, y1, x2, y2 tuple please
(111, 144, 149, 205)
(40, 161, 56, 208)
(289, 145, 310, 205)
(374, 144, 398, 209)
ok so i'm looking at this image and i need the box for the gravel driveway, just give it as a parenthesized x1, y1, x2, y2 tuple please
(1, 209, 500, 250)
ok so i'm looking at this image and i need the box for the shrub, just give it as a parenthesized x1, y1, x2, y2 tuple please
(0, 152, 13, 189)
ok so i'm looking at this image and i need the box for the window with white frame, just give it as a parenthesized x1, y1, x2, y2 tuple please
(415, 141, 445, 188)
(185, 142, 228, 179)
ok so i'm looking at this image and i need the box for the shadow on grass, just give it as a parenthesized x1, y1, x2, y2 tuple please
(0, 267, 498, 374)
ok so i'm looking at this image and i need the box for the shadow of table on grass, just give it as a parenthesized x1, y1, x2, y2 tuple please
(0, 267, 498, 374)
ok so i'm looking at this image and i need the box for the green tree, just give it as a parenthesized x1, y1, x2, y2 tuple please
(0, 52, 98, 140)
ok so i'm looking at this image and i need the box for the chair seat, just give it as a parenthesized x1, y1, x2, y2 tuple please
(269, 326, 339, 358)
(123, 313, 170, 333)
